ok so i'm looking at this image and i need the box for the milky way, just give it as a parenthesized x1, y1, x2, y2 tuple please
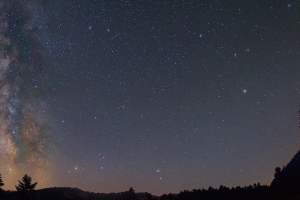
(0, 0, 52, 189)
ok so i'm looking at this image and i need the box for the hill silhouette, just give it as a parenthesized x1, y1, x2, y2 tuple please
(1, 150, 300, 200)
(270, 149, 300, 198)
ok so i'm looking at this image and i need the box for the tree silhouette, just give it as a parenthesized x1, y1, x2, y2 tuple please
(0, 174, 4, 198)
(123, 187, 138, 200)
(128, 187, 135, 193)
(0, 174, 4, 188)
(15, 174, 37, 192)
(161, 193, 176, 200)
(145, 192, 153, 200)
(274, 167, 281, 179)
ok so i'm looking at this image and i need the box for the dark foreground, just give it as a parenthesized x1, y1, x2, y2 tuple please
(0, 185, 300, 200)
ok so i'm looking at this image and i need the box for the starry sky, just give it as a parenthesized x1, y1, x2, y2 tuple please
(0, 0, 300, 196)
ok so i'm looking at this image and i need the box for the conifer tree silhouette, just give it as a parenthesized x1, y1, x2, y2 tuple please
(15, 174, 37, 191)
(0, 174, 4, 198)
(0, 174, 4, 188)
(123, 187, 138, 200)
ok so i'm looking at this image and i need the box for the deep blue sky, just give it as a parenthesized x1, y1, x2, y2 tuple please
(1, 0, 299, 195)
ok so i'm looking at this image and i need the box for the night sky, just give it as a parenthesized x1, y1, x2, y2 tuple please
(0, 0, 300, 196)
